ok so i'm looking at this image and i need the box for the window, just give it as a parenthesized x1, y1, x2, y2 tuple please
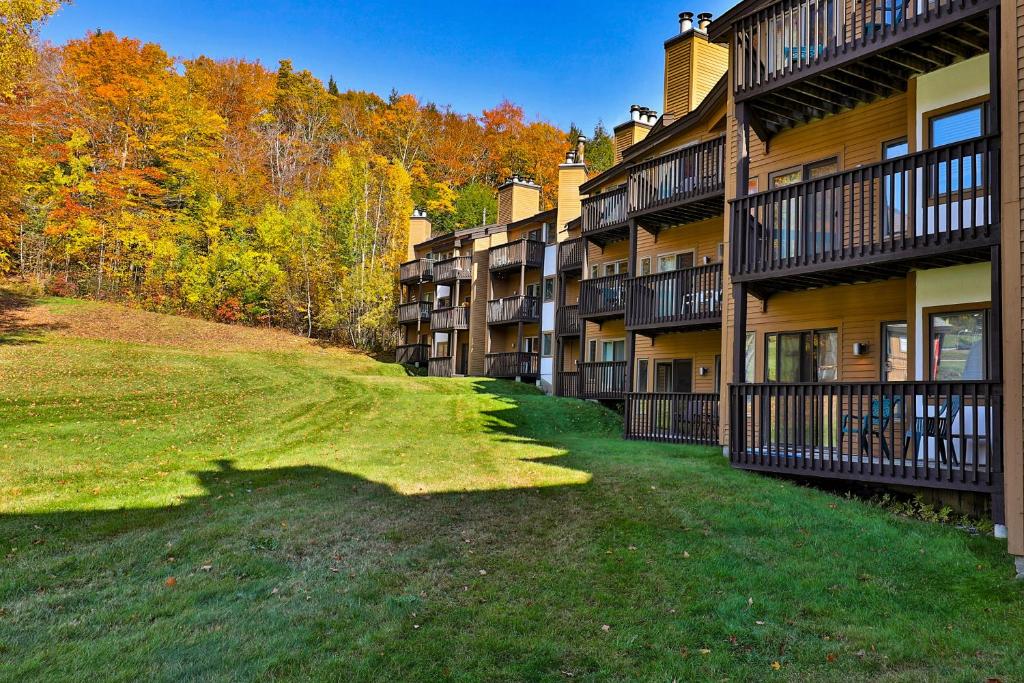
(657, 251, 695, 273)
(928, 102, 985, 196)
(714, 355, 721, 389)
(588, 339, 597, 362)
(602, 340, 625, 362)
(636, 359, 649, 393)
(929, 308, 988, 380)
(524, 336, 539, 354)
(591, 264, 599, 279)
(883, 139, 909, 236)
(654, 361, 673, 392)
(881, 321, 908, 382)
(640, 257, 652, 276)
(541, 332, 553, 357)
(544, 223, 556, 245)
(603, 260, 627, 276)
(747, 177, 759, 195)
(525, 282, 541, 299)
(529, 228, 542, 241)
(744, 332, 756, 383)
(434, 333, 450, 357)
(765, 329, 838, 382)
(543, 277, 556, 303)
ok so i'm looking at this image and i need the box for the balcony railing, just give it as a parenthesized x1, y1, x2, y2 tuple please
(396, 343, 429, 365)
(582, 186, 628, 239)
(486, 296, 540, 325)
(428, 356, 454, 378)
(486, 352, 540, 378)
(627, 137, 726, 217)
(727, 0, 993, 134)
(579, 361, 627, 400)
(732, 0, 991, 97)
(431, 306, 469, 330)
(579, 273, 626, 319)
(398, 301, 431, 325)
(557, 304, 580, 336)
(558, 237, 584, 272)
(625, 393, 720, 445)
(729, 381, 1002, 492)
(625, 264, 723, 331)
(432, 256, 472, 283)
(489, 239, 544, 272)
(558, 371, 580, 398)
(400, 259, 433, 284)
(731, 136, 999, 291)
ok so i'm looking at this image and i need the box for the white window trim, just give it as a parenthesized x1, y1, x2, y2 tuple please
(656, 249, 696, 272)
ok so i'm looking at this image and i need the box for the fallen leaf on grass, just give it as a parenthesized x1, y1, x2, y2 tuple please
(770, 661, 782, 670)
(164, 576, 176, 587)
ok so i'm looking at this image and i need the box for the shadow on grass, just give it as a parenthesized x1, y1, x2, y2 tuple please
(0, 290, 67, 346)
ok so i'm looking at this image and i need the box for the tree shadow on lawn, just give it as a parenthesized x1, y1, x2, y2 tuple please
(3, 381, 1024, 680)
(0, 290, 67, 346)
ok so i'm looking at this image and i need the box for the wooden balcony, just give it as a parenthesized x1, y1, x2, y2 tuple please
(489, 239, 544, 273)
(431, 306, 469, 331)
(556, 304, 580, 336)
(558, 371, 581, 398)
(432, 256, 472, 284)
(627, 137, 726, 231)
(396, 344, 429, 365)
(486, 296, 540, 326)
(730, 136, 999, 297)
(558, 237, 584, 272)
(581, 186, 629, 245)
(625, 264, 723, 334)
(579, 361, 627, 400)
(728, 381, 1002, 493)
(726, 0, 994, 137)
(428, 356, 455, 378)
(397, 301, 431, 325)
(486, 352, 540, 379)
(400, 259, 433, 285)
(579, 273, 626, 320)
(625, 393, 720, 445)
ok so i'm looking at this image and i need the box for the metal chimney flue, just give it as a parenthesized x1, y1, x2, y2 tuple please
(697, 12, 713, 32)
(679, 11, 694, 33)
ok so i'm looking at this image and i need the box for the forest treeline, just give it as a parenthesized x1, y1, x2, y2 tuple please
(0, 5, 613, 348)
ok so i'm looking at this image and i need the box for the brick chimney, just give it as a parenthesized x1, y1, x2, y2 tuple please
(407, 208, 432, 261)
(497, 175, 541, 224)
(556, 136, 588, 239)
(663, 10, 728, 124)
(613, 105, 656, 163)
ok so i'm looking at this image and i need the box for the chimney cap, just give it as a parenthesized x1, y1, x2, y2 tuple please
(412, 208, 428, 219)
(697, 12, 713, 31)
(679, 11, 695, 33)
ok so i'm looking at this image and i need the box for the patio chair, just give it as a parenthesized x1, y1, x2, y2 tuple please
(840, 396, 902, 458)
(902, 395, 962, 466)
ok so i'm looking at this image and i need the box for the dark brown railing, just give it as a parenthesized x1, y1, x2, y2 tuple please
(579, 361, 627, 399)
(396, 343, 429, 365)
(398, 301, 431, 324)
(625, 393, 720, 445)
(732, 0, 988, 96)
(558, 237, 584, 271)
(486, 296, 540, 325)
(582, 186, 628, 236)
(628, 137, 726, 215)
(400, 259, 433, 284)
(489, 239, 545, 271)
(579, 273, 626, 318)
(731, 136, 999, 280)
(558, 371, 581, 398)
(486, 352, 540, 378)
(428, 356, 455, 378)
(729, 381, 1002, 492)
(431, 306, 469, 330)
(432, 256, 472, 283)
(557, 304, 580, 335)
(625, 264, 723, 329)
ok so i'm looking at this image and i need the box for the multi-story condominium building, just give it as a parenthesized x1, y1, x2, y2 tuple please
(397, 4, 1024, 566)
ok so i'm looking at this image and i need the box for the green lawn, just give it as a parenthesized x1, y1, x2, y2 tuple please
(1, 294, 1023, 682)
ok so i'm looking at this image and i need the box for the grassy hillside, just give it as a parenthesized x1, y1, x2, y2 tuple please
(1, 291, 1023, 682)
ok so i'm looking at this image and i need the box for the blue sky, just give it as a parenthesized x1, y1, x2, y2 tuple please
(41, 1, 733, 133)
